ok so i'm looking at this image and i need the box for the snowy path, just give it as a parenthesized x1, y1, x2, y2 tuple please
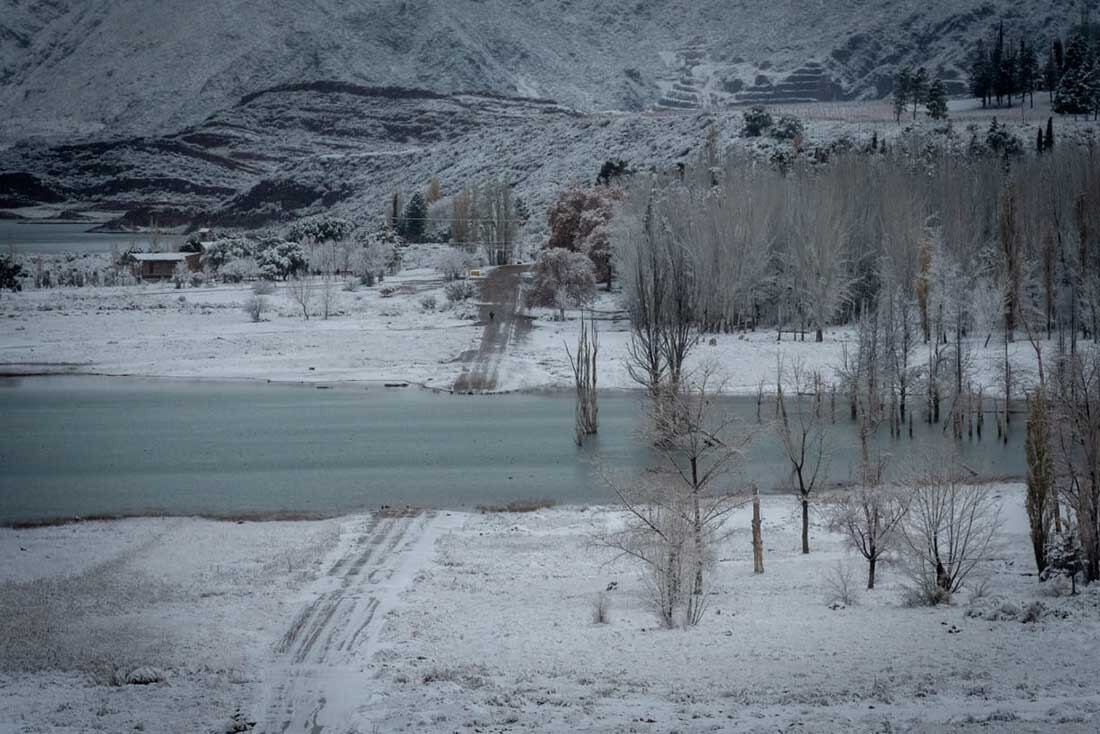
(256, 509, 452, 733)
(452, 265, 531, 393)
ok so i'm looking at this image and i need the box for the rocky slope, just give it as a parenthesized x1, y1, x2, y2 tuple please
(0, 0, 1076, 141)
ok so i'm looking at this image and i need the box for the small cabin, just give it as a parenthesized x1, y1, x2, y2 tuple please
(127, 252, 202, 280)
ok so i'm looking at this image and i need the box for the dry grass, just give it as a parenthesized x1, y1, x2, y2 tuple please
(476, 498, 556, 514)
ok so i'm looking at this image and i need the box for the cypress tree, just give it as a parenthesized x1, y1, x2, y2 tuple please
(1037, 126, 1044, 155)
(1045, 116, 1054, 150)
(1026, 391, 1054, 574)
(1018, 37, 1038, 108)
(399, 192, 427, 242)
(992, 21, 1006, 106)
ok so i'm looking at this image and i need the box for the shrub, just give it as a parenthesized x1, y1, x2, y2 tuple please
(741, 106, 774, 137)
(243, 295, 268, 322)
(770, 113, 805, 141)
(420, 295, 437, 311)
(436, 248, 470, 281)
(824, 560, 858, 606)
(252, 280, 276, 296)
(360, 270, 376, 287)
(444, 280, 476, 303)
(188, 271, 206, 288)
(342, 280, 358, 293)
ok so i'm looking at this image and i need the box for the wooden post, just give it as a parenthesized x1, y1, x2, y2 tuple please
(752, 485, 764, 575)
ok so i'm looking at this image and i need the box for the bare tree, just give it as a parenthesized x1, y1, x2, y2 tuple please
(900, 460, 1002, 604)
(286, 276, 314, 320)
(774, 359, 830, 554)
(599, 370, 751, 627)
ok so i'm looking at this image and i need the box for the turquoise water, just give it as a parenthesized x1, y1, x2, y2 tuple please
(0, 221, 183, 255)
(0, 377, 1026, 524)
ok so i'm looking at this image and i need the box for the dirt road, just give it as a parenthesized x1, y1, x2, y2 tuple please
(451, 264, 531, 393)
(256, 509, 454, 733)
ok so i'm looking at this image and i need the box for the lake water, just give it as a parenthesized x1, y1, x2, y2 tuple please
(0, 221, 183, 255)
(0, 376, 1026, 524)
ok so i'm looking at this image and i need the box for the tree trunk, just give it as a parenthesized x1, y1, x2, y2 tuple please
(752, 488, 764, 574)
(867, 554, 877, 590)
(815, 328, 823, 343)
(801, 498, 810, 554)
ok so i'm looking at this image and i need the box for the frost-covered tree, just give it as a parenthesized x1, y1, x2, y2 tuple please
(256, 238, 307, 281)
(526, 248, 596, 320)
(399, 192, 427, 242)
(598, 370, 751, 627)
(0, 257, 24, 297)
(901, 460, 1002, 604)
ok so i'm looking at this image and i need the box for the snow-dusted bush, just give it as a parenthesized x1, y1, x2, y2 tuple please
(221, 257, 260, 283)
(824, 560, 858, 607)
(252, 280, 275, 296)
(770, 113, 805, 141)
(741, 106, 774, 137)
(435, 248, 471, 281)
(243, 295, 268, 322)
(420, 295, 437, 311)
(444, 280, 476, 303)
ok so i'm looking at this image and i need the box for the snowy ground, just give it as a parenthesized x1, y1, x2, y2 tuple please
(374, 485, 1100, 732)
(0, 275, 1043, 396)
(0, 516, 342, 734)
(3, 487, 1099, 733)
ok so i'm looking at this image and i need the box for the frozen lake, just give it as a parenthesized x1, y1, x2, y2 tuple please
(0, 376, 1027, 524)
(0, 220, 183, 255)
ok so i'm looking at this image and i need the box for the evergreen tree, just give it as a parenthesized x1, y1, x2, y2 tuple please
(399, 192, 427, 242)
(1045, 116, 1054, 150)
(992, 21, 1007, 106)
(1018, 37, 1038, 108)
(1045, 42, 1059, 104)
(926, 78, 948, 120)
(971, 38, 993, 107)
(911, 66, 930, 119)
(1037, 126, 1045, 154)
(1054, 33, 1094, 116)
(893, 65, 912, 123)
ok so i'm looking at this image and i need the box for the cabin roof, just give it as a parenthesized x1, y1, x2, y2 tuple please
(128, 252, 194, 262)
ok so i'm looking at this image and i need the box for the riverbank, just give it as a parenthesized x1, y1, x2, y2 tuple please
(0, 274, 1044, 395)
(2, 488, 1098, 732)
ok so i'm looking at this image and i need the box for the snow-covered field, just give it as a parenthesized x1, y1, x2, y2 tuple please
(0, 269, 482, 389)
(0, 276, 1043, 396)
(3, 487, 1098, 733)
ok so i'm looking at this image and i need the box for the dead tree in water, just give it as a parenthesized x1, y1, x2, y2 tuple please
(565, 313, 599, 445)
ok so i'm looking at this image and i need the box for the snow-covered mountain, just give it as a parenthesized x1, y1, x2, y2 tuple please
(0, 0, 1075, 140)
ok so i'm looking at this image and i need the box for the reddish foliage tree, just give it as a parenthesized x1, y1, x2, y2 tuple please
(546, 186, 622, 286)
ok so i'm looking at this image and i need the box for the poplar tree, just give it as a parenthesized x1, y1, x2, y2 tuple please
(893, 66, 912, 123)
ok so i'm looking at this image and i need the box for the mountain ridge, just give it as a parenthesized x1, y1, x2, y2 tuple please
(0, 0, 1079, 142)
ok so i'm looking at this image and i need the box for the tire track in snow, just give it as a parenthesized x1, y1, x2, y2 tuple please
(257, 508, 446, 733)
